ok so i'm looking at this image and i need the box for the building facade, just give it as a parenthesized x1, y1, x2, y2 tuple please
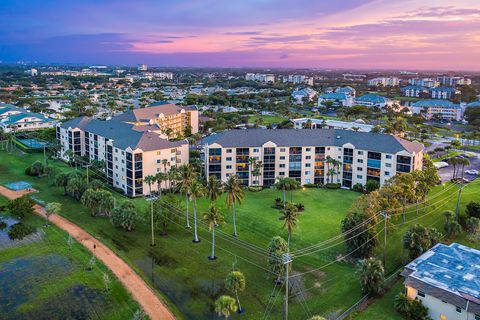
(0, 103, 56, 132)
(401, 243, 480, 320)
(429, 86, 458, 100)
(203, 129, 423, 188)
(367, 77, 400, 87)
(355, 94, 390, 108)
(412, 100, 466, 121)
(401, 85, 428, 98)
(57, 105, 192, 197)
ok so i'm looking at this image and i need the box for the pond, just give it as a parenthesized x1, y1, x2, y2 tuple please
(0, 254, 109, 320)
(0, 216, 20, 245)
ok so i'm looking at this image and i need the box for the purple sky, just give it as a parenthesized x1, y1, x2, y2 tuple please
(1, 0, 480, 70)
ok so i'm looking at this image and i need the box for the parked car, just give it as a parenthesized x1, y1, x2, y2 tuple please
(465, 169, 479, 175)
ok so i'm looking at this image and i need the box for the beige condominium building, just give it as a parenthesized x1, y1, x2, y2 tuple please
(203, 129, 424, 188)
(57, 103, 197, 197)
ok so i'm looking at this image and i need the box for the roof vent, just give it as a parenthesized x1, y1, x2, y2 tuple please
(336, 135, 341, 139)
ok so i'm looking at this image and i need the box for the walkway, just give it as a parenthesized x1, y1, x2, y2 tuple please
(0, 185, 176, 320)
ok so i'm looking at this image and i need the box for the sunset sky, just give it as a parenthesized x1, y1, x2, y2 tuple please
(1, 0, 480, 70)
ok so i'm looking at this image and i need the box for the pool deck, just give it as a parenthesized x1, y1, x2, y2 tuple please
(0, 185, 176, 320)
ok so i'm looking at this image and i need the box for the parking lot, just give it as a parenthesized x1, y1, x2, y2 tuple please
(437, 152, 480, 182)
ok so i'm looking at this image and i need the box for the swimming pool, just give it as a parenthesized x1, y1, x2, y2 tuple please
(4, 181, 33, 191)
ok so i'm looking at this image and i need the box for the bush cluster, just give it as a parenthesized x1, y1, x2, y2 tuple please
(8, 222, 34, 240)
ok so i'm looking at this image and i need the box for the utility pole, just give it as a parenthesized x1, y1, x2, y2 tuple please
(150, 197, 155, 247)
(379, 212, 389, 268)
(283, 253, 292, 320)
(43, 143, 47, 167)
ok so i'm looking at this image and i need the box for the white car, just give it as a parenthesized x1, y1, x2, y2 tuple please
(465, 169, 479, 175)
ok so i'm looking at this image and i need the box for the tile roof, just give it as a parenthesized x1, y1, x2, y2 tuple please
(356, 94, 387, 103)
(412, 99, 460, 108)
(113, 102, 196, 122)
(204, 128, 423, 154)
(319, 92, 347, 100)
(430, 86, 456, 93)
(401, 85, 427, 91)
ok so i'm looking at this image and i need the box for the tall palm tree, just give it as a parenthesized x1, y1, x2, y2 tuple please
(207, 175, 223, 201)
(275, 177, 299, 206)
(144, 175, 156, 196)
(459, 157, 470, 179)
(203, 204, 225, 260)
(247, 157, 256, 185)
(225, 175, 244, 239)
(167, 167, 178, 192)
(215, 295, 237, 320)
(177, 164, 196, 228)
(188, 178, 206, 243)
(155, 172, 167, 199)
(161, 159, 169, 174)
(225, 271, 246, 313)
(253, 161, 263, 185)
(279, 203, 300, 247)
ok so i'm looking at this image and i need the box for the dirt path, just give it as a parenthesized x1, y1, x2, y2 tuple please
(0, 185, 176, 320)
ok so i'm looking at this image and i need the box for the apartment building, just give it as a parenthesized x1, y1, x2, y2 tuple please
(355, 94, 390, 108)
(113, 102, 199, 138)
(318, 92, 354, 107)
(412, 100, 466, 121)
(401, 243, 480, 320)
(203, 129, 423, 188)
(57, 105, 192, 197)
(292, 87, 318, 104)
(437, 76, 472, 87)
(408, 78, 439, 88)
(0, 103, 56, 132)
(429, 86, 458, 100)
(245, 73, 275, 83)
(283, 75, 314, 86)
(292, 118, 375, 132)
(401, 85, 428, 98)
(367, 77, 400, 87)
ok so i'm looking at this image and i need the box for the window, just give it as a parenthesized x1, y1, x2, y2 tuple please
(417, 291, 425, 298)
(385, 163, 392, 168)
(157, 159, 161, 163)
(226, 157, 232, 161)
(279, 164, 286, 168)
(226, 149, 232, 153)
(305, 171, 311, 175)
(475, 314, 480, 320)
(358, 159, 364, 163)
(386, 154, 392, 159)
(357, 167, 363, 171)
(357, 175, 363, 179)
(280, 156, 286, 160)
(306, 148, 311, 152)
(157, 151, 161, 155)
(358, 151, 364, 155)
(306, 163, 311, 167)
(226, 165, 232, 169)
(306, 156, 311, 160)
(253, 148, 259, 153)
(279, 172, 285, 176)
(456, 307, 462, 313)
(385, 172, 390, 176)
(280, 148, 286, 152)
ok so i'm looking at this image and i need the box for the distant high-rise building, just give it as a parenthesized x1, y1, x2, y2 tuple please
(138, 64, 148, 71)
(436, 76, 471, 87)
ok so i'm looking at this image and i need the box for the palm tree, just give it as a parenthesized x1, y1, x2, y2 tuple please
(207, 175, 223, 201)
(447, 157, 459, 180)
(177, 164, 196, 228)
(459, 157, 470, 179)
(45, 202, 61, 226)
(161, 159, 169, 174)
(225, 175, 244, 239)
(155, 172, 167, 198)
(203, 204, 225, 260)
(55, 172, 69, 195)
(247, 157, 256, 185)
(144, 175, 156, 196)
(394, 293, 410, 315)
(357, 257, 385, 296)
(215, 295, 237, 320)
(225, 271, 246, 313)
(279, 203, 300, 247)
(167, 166, 178, 192)
(253, 161, 263, 185)
(188, 178, 206, 243)
(275, 177, 299, 206)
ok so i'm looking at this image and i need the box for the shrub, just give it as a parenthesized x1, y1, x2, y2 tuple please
(325, 183, 341, 189)
(25, 161, 46, 176)
(394, 293, 431, 320)
(303, 183, 318, 188)
(295, 203, 305, 211)
(247, 186, 263, 192)
(7, 195, 35, 219)
(0, 221, 7, 230)
(111, 202, 138, 231)
(365, 180, 380, 193)
(466, 201, 480, 218)
(274, 198, 283, 208)
(8, 222, 34, 240)
(352, 183, 364, 193)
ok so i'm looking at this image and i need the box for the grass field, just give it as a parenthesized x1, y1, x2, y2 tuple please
(0, 196, 139, 320)
(248, 114, 287, 125)
(0, 148, 478, 320)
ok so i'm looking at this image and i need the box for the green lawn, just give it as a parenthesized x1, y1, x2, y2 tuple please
(1, 149, 478, 319)
(0, 197, 139, 319)
(248, 114, 287, 125)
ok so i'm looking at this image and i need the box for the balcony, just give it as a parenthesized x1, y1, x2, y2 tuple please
(367, 159, 381, 169)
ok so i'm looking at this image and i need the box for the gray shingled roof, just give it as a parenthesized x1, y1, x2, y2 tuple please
(60, 116, 92, 130)
(204, 129, 423, 154)
(112, 103, 195, 123)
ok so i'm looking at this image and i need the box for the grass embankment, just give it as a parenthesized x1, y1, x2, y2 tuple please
(1, 149, 477, 319)
(0, 196, 139, 319)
